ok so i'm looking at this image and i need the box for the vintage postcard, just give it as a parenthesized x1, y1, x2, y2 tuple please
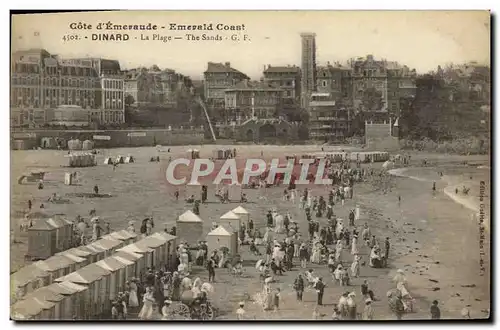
(9, 10, 491, 321)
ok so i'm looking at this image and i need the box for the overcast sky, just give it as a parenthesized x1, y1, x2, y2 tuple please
(12, 11, 490, 79)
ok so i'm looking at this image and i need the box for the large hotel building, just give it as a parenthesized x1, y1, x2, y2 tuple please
(10, 48, 125, 127)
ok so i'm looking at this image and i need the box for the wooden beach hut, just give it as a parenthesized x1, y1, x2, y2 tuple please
(151, 232, 177, 271)
(33, 255, 79, 284)
(206, 226, 238, 255)
(45, 281, 89, 320)
(117, 229, 139, 244)
(176, 210, 203, 246)
(27, 218, 58, 260)
(21, 286, 67, 320)
(83, 242, 107, 261)
(11, 265, 51, 304)
(55, 263, 112, 318)
(11, 296, 56, 320)
(232, 206, 250, 226)
(112, 250, 145, 279)
(95, 257, 130, 301)
(219, 211, 241, 233)
(117, 243, 154, 271)
(92, 237, 125, 254)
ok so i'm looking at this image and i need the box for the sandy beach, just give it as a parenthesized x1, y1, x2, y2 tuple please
(10, 145, 491, 320)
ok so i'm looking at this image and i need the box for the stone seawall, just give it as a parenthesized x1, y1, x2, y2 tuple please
(11, 129, 207, 149)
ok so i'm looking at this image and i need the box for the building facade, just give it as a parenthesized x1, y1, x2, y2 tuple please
(224, 80, 284, 123)
(10, 49, 125, 127)
(300, 33, 317, 108)
(308, 92, 350, 142)
(262, 65, 301, 102)
(203, 62, 249, 107)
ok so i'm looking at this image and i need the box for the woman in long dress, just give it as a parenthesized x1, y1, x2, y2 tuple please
(128, 280, 139, 308)
(262, 281, 274, 311)
(138, 287, 155, 320)
(351, 235, 359, 255)
(191, 278, 202, 298)
(161, 300, 172, 320)
(350, 254, 361, 278)
(335, 240, 343, 262)
(311, 243, 321, 264)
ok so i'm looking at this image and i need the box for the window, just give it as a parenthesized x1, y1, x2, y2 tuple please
(322, 81, 327, 87)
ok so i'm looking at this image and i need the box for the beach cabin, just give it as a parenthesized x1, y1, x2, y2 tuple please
(11, 265, 51, 304)
(27, 219, 58, 260)
(151, 232, 177, 271)
(124, 155, 135, 163)
(206, 226, 238, 255)
(101, 231, 132, 247)
(83, 243, 107, 262)
(90, 238, 123, 258)
(213, 149, 225, 160)
(82, 140, 94, 151)
(21, 286, 67, 320)
(45, 281, 89, 320)
(232, 206, 250, 227)
(55, 251, 90, 269)
(95, 257, 130, 301)
(33, 255, 79, 284)
(140, 235, 170, 269)
(219, 211, 241, 233)
(117, 229, 138, 244)
(112, 250, 145, 279)
(67, 139, 82, 151)
(176, 210, 204, 246)
(117, 243, 154, 272)
(187, 148, 200, 159)
(57, 247, 93, 263)
(228, 183, 242, 201)
(55, 263, 112, 318)
(46, 216, 74, 252)
(11, 296, 56, 320)
(185, 181, 202, 199)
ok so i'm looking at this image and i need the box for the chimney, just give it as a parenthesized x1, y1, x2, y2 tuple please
(225, 62, 230, 67)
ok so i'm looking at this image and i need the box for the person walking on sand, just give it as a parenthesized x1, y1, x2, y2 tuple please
(362, 298, 374, 320)
(138, 287, 155, 320)
(384, 237, 391, 259)
(293, 274, 304, 301)
(93, 184, 99, 195)
(430, 300, 441, 319)
(315, 277, 326, 306)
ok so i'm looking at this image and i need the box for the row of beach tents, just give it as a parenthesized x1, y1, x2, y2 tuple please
(11, 230, 177, 320)
(290, 151, 390, 163)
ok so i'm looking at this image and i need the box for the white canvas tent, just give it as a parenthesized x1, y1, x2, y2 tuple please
(232, 206, 250, 226)
(103, 157, 113, 165)
(124, 155, 135, 163)
(206, 225, 238, 255)
(115, 155, 125, 164)
(176, 210, 203, 246)
(219, 211, 241, 232)
(95, 257, 130, 301)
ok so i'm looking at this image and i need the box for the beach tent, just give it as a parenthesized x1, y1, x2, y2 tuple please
(115, 155, 125, 164)
(27, 219, 58, 260)
(41, 137, 58, 149)
(227, 183, 242, 201)
(206, 226, 238, 255)
(95, 257, 131, 301)
(54, 263, 112, 318)
(11, 296, 56, 320)
(219, 211, 241, 233)
(185, 181, 202, 199)
(55, 251, 90, 269)
(109, 255, 135, 284)
(83, 243, 107, 262)
(176, 210, 204, 246)
(67, 139, 82, 151)
(103, 157, 113, 165)
(21, 286, 66, 320)
(117, 229, 139, 244)
(45, 281, 89, 320)
(232, 206, 250, 226)
(101, 231, 134, 246)
(46, 216, 74, 252)
(11, 265, 51, 304)
(150, 232, 178, 270)
(213, 149, 225, 159)
(90, 238, 124, 258)
(124, 155, 135, 163)
(117, 243, 154, 271)
(33, 255, 79, 284)
(135, 236, 166, 269)
(81, 140, 94, 151)
(112, 250, 145, 279)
